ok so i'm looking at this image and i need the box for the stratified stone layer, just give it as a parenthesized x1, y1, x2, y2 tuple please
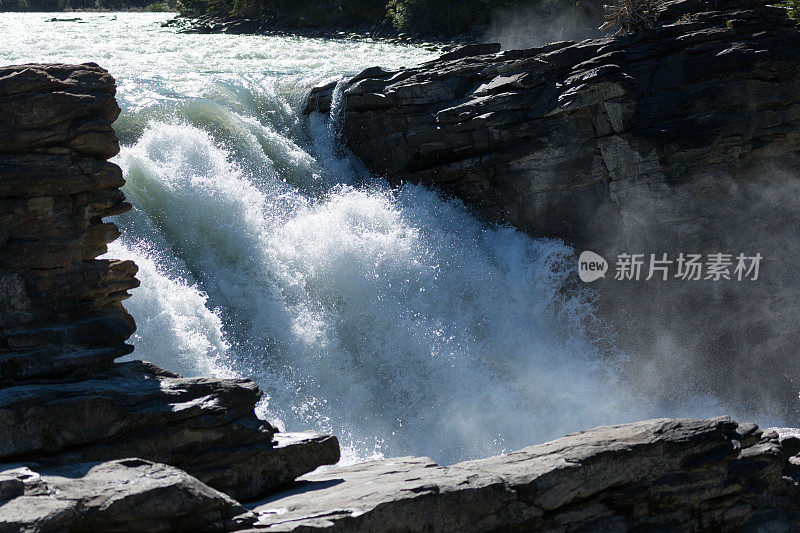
(4, 417, 800, 531)
(0, 63, 137, 382)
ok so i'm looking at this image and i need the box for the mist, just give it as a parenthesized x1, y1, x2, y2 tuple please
(588, 166, 800, 428)
(483, 1, 603, 50)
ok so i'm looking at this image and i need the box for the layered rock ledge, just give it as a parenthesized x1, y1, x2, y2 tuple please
(248, 417, 800, 531)
(304, 0, 800, 247)
(4, 416, 800, 531)
(0, 63, 136, 381)
(0, 63, 339, 504)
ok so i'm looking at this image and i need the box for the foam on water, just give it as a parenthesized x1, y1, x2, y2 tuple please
(111, 117, 656, 463)
(1, 12, 727, 465)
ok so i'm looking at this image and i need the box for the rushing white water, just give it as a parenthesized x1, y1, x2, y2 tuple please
(2, 12, 731, 464)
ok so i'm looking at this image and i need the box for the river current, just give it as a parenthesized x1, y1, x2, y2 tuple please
(1, 12, 732, 464)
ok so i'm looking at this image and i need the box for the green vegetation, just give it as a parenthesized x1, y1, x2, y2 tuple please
(146, 1, 173, 9)
(175, 0, 599, 35)
(385, 0, 502, 33)
(785, 0, 799, 21)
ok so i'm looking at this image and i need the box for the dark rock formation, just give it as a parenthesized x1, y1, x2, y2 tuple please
(250, 417, 800, 531)
(0, 361, 339, 501)
(170, 14, 268, 35)
(0, 63, 136, 382)
(167, 14, 460, 50)
(0, 63, 339, 502)
(304, 0, 800, 247)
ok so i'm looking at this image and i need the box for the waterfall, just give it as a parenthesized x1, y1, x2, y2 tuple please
(328, 77, 349, 141)
(1, 11, 730, 466)
(112, 117, 664, 464)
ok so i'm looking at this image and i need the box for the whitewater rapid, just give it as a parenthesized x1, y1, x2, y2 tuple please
(1, 12, 732, 464)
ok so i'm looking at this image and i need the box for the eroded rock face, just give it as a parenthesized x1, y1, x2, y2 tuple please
(0, 63, 137, 382)
(248, 417, 800, 531)
(3, 417, 800, 531)
(305, 0, 800, 247)
(0, 63, 339, 502)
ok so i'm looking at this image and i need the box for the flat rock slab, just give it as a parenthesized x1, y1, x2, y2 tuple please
(247, 417, 800, 531)
(0, 458, 254, 533)
(2, 417, 799, 531)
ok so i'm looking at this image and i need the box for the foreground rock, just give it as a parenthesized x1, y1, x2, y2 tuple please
(0, 458, 254, 532)
(0, 361, 338, 500)
(0, 63, 339, 501)
(248, 417, 800, 531)
(3, 417, 800, 531)
(305, 0, 800, 246)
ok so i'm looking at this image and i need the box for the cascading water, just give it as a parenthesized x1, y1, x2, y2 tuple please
(327, 77, 349, 141)
(1, 12, 729, 465)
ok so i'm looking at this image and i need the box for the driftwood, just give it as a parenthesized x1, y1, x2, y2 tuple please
(600, 0, 660, 35)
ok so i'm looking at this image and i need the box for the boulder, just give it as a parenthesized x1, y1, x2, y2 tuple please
(0, 458, 254, 532)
